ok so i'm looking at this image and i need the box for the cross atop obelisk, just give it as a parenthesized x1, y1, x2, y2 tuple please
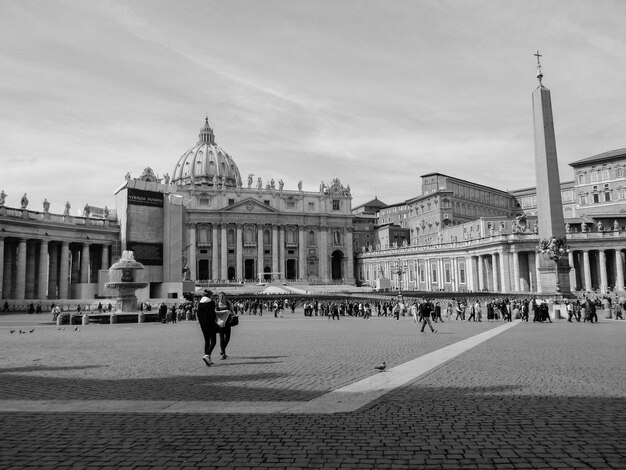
(534, 50, 543, 85)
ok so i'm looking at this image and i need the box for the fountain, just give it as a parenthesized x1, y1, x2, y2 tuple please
(105, 251, 148, 318)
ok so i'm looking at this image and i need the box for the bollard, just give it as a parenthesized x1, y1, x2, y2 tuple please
(110, 313, 117, 324)
(138, 312, 145, 324)
(82, 313, 89, 325)
(605, 307, 612, 320)
(56, 315, 63, 326)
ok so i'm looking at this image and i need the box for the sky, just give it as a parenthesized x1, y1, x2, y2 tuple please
(1, 0, 626, 215)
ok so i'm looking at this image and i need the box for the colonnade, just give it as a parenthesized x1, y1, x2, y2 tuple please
(189, 223, 354, 282)
(0, 237, 111, 300)
(359, 246, 626, 295)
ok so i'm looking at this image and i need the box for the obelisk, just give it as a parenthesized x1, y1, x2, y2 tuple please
(532, 51, 571, 295)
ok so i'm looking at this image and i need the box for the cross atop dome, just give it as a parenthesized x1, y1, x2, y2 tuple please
(198, 116, 215, 144)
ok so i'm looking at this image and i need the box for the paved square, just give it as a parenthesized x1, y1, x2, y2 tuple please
(1, 312, 625, 469)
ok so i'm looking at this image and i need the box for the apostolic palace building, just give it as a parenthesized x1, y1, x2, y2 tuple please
(2, 95, 626, 304)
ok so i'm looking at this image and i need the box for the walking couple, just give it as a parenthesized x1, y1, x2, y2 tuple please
(197, 289, 234, 366)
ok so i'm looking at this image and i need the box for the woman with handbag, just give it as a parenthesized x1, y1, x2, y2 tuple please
(216, 292, 234, 360)
(197, 289, 218, 366)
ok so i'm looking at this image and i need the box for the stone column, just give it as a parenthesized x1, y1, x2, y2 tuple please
(236, 224, 243, 281)
(499, 249, 510, 293)
(220, 224, 228, 280)
(615, 249, 624, 292)
(15, 239, 28, 300)
(583, 250, 592, 292)
(101, 245, 110, 270)
(512, 248, 520, 292)
(188, 225, 197, 280)
(319, 227, 328, 281)
(25, 242, 36, 299)
(59, 242, 70, 299)
(2, 240, 13, 299)
(38, 240, 49, 299)
(298, 226, 307, 280)
(438, 258, 444, 289)
(80, 243, 91, 283)
(425, 259, 431, 289)
(0, 238, 4, 300)
(477, 255, 485, 292)
(48, 243, 59, 299)
(466, 257, 474, 291)
(272, 224, 279, 280)
(212, 224, 219, 280)
(491, 253, 499, 292)
(257, 224, 264, 281)
(533, 252, 542, 293)
(599, 249, 608, 294)
(345, 228, 354, 282)
(568, 250, 577, 292)
(278, 225, 287, 279)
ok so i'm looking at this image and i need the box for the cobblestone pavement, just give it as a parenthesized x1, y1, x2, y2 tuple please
(1, 312, 625, 469)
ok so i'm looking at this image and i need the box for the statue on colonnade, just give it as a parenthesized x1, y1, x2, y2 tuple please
(43, 198, 50, 213)
(20, 193, 28, 209)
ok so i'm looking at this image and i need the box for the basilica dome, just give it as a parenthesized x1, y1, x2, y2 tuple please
(172, 118, 242, 188)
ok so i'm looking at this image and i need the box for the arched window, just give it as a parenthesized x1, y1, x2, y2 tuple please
(228, 229, 235, 245)
(308, 230, 315, 245)
(264, 229, 271, 245)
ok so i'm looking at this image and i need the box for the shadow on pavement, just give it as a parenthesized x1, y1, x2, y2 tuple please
(0, 371, 323, 402)
(0, 386, 624, 469)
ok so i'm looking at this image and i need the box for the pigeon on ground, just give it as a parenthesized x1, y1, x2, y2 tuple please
(10, 330, 15, 334)
(19, 329, 25, 334)
(29, 329, 34, 333)
(74, 326, 79, 331)
(375, 362, 387, 372)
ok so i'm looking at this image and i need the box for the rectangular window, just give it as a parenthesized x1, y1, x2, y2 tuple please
(228, 199, 235, 206)
(579, 194, 587, 205)
(264, 200, 270, 206)
(593, 193, 600, 203)
(286, 201, 296, 209)
(602, 169, 610, 180)
(617, 167, 624, 178)
(308, 202, 315, 210)
(419, 266, 425, 283)
(590, 171, 598, 182)
(618, 188, 626, 200)
(431, 266, 437, 284)
(444, 263, 451, 283)
(332, 200, 340, 211)
(459, 263, 466, 284)
(604, 192, 611, 202)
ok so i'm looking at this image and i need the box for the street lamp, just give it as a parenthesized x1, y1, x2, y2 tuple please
(391, 258, 407, 301)
(537, 236, 570, 293)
